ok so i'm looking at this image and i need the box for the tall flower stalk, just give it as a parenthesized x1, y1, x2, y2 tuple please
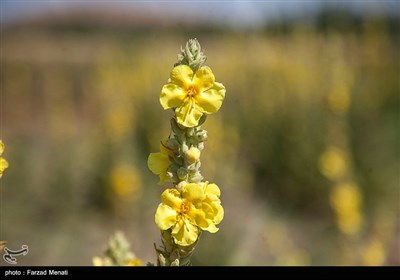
(148, 38, 226, 266)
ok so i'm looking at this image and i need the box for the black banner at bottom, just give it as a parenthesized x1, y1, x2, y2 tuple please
(0, 266, 397, 278)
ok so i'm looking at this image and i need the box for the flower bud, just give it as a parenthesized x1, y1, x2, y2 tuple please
(166, 138, 179, 150)
(189, 171, 203, 183)
(184, 147, 201, 164)
(175, 38, 207, 72)
(171, 118, 184, 135)
(180, 142, 189, 153)
(194, 161, 201, 169)
(177, 167, 188, 181)
(186, 128, 194, 137)
(195, 130, 208, 142)
(166, 171, 174, 180)
(197, 142, 204, 151)
(158, 253, 167, 266)
(173, 156, 183, 166)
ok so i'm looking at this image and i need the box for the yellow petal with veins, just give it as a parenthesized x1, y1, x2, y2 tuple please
(147, 152, 170, 185)
(155, 204, 178, 230)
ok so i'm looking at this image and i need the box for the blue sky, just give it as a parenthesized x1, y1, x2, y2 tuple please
(1, 1, 398, 28)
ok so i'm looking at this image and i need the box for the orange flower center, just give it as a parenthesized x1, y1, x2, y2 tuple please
(180, 202, 190, 215)
(187, 87, 197, 97)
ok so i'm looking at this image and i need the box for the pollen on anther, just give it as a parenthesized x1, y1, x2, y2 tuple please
(187, 87, 197, 97)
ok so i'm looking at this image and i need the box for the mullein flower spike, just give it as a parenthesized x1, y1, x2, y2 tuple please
(92, 231, 142, 266)
(148, 38, 226, 266)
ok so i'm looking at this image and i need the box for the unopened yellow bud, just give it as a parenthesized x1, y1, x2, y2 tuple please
(184, 147, 201, 164)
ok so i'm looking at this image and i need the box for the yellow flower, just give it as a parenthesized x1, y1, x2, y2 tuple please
(160, 65, 226, 128)
(327, 82, 351, 115)
(92, 257, 141, 266)
(109, 164, 142, 200)
(125, 259, 142, 266)
(362, 239, 385, 266)
(201, 182, 224, 233)
(318, 147, 348, 181)
(0, 140, 9, 178)
(330, 182, 363, 235)
(148, 140, 173, 185)
(92, 256, 110, 266)
(155, 182, 224, 246)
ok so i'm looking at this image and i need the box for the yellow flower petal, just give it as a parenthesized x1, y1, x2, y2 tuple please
(0, 141, 4, 155)
(170, 65, 193, 88)
(155, 204, 178, 230)
(159, 173, 169, 186)
(160, 83, 185, 109)
(198, 201, 221, 233)
(182, 183, 205, 202)
(126, 259, 142, 266)
(161, 188, 182, 210)
(213, 203, 224, 225)
(92, 257, 104, 266)
(203, 223, 219, 234)
(193, 66, 215, 92)
(205, 183, 221, 197)
(0, 140, 8, 178)
(160, 65, 193, 110)
(195, 82, 226, 114)
(193, 208, 211, 230)
(147, 153, 169, 175)
(175, 99, 203, 128)
(147, 152, 170, 185)
(171, 219, 199, 246)
(0, 158, 8, 178)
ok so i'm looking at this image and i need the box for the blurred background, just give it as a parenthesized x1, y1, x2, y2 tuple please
(1, 1, 399, 266)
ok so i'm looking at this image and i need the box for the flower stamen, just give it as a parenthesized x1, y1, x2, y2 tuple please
(180, 202, 190, 215)
(187, 87, 197, 97)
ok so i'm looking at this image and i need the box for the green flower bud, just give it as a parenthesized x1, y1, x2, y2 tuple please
(194, 161, 201, 169)
(166, 171, 174, 180)
(186, 127, 195, 137)
(177, 167, 188, 181)
(172, 155, 184, 166)
(158, 253, 167, 266)
(180, 142, 189, 154)
(171, 118, 184, 136)
(169, 163, 179, 173)
(195, 130, 208, 142)
(189, 172, 203, 183)
(166, 138, 180, 150)
(197, 142, 204, 151)
(175, 38, 207, 72)
(169, 249, 180, 262)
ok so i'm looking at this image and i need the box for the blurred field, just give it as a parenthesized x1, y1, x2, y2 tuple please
(1, 13, 399, 265)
